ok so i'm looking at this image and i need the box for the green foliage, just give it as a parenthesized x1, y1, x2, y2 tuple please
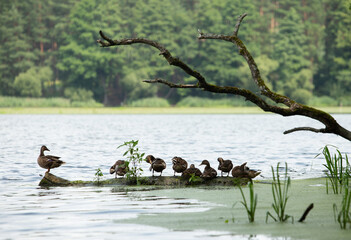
(308, 96, 339, 107)
(94, 168, 104, 184)
(238, 182, 258, 223)
(266, 162, 293, 223)
(176, 97, 253, 107)
(117, 140, 145, 184)
(188, 173, 202, 185)
(1, 0, 350, 106)
(127, 97, 170, 107)
(319, 146, 350, 194)
(64, 87, 94, 102)
(291, 89, 312, 104)
(0, 96, 102, 108)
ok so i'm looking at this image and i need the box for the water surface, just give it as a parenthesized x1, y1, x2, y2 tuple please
(1, 114, 350, 239)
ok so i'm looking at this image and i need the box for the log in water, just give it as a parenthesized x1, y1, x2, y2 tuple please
(39, 172, 250, 187)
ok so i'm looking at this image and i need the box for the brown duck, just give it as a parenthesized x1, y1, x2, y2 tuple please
(231, 162, 261, 179)
(146, 155, 166, 176)
(200, 160, 217, 179)
(110, 160, 129, 178)
(172, 156, 188, 176)
(217, 157, 233, 177)
(181, 164, 202, 179)
(37, 145, 65, 173)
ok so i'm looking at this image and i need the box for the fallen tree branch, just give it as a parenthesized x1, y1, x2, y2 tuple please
(298, 203, 314, 222)
(97, 14, 351, 141)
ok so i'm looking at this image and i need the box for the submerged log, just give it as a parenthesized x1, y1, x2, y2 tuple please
(39, 172, 250, 187)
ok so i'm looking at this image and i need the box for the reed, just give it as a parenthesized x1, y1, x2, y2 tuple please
(238, 182, 258, 223)
(266, 162, 293, 223)
(333, 178, 351, 229)
(321, 146, 350, 194)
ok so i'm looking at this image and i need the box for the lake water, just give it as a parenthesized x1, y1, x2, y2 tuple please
(1, 114, 350, 239)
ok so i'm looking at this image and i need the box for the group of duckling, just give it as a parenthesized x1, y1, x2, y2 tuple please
(110, 155, 261, 180)
(37, 145, 260, 180)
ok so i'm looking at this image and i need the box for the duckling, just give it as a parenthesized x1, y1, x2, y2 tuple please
(110, 160, 129, 178)
(232, 162, 261, 179)
(37, 145, 65, 173)
(181, 164, 202, 179)
(172, 156, 188, 176)
(146, 155, 166, 176)
(200, 160, 217, 179)
(217, 157, 233, 177)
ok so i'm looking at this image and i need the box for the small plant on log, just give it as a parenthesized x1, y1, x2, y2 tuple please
(266, 162, 293, 223)
(188, 173, 202, 185)
(94, 168, 104, 185)
(117, 140, 145, 184)
(238, 182, 258, 223)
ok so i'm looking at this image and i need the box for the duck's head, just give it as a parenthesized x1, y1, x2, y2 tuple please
(145, 155, 155, 164)
(200, 160, 210, 167)
(189, 164, 195, 169)
(41, 145, 50, 152)
(217, 157, 224, 164)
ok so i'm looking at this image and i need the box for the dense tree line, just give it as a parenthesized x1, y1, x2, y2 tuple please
(0, 0, 350, 106)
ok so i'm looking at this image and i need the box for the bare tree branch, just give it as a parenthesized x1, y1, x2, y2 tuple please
(233, 13, 248, 36)
(98, 31, 207, 87)
(284, 127, 328, 135)
(143, 79, 199, 88)
(97, 15, 351, 141)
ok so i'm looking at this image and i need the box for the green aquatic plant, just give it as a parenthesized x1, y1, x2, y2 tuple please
(188, 173, 202, 185)
(238, 182, 258, 223)
(333, 178, 351, 229)
(94, 168, 104, 185)
(117, 140, 145, 184)
(266, 162, 293, 223)
(320, 146, 350, 194)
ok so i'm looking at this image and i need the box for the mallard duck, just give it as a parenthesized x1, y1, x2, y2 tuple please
(146, 155, 166, 176)
(172, 156, 188, 176)
(37, 145, 65, 173)
(217, 157, 233, 177)
(231, 162, 261, 179)
(200, 160, 217, 179)
(110, 160, 129, 178)
(181, 164, 202, 179)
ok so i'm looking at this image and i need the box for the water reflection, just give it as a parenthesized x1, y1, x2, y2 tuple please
(0, 114, 350, 239)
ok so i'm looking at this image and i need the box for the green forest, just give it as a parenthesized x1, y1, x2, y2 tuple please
(0, 0, 350, 107)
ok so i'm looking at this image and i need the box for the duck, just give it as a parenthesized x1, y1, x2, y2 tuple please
(110, 160, 129, 178)
(37, 145, 65, 173)
(200, 160, 217, 179)
(181, 164, 202, 179)
(172, 156, 188, 176)
(231, 162, 261, 179)
(146, 155, 166, 176)
(217, 157, 233, 177)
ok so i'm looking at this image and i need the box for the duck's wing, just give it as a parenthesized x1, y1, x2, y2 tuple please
(45, 155, 61, 161)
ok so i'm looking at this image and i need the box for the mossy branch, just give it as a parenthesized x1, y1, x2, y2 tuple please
(97, 14, 351, 141)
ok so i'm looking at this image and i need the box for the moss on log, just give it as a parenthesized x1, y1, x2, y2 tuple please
(39, 172, 250, 187)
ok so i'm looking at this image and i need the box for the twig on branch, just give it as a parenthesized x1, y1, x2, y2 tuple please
(233, 13, 248, 36)
(284, 127, 327, 135)
(143, 79, 198, 88)
(97, 15, 351, 141)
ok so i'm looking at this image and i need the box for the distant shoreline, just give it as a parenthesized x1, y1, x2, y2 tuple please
(1, 106, 351, 114)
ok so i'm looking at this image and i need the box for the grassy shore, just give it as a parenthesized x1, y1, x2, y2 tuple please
(1, 106, 351, 114)
(118, 178, 350, 240)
